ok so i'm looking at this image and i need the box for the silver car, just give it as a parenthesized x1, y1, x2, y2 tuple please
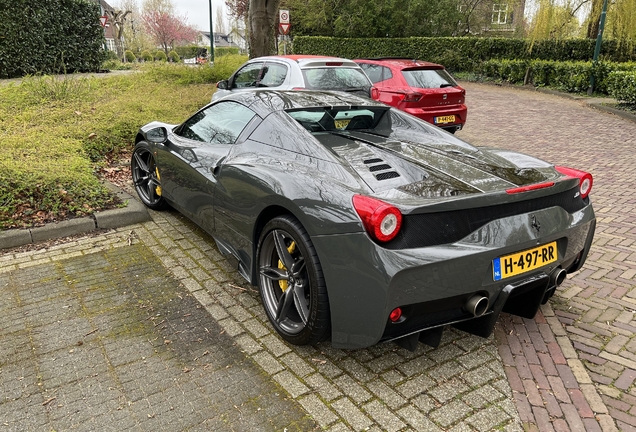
(212, 55, 373, 101)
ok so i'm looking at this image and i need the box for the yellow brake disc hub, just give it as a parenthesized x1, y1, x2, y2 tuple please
(155, 167, 162, 196)
(278, 241, 296, 292)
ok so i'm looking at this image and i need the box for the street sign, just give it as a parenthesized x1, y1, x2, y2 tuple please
(279, 9, 289, 24)
(99, 15, 108, 27)
(279, 23, 290, 35)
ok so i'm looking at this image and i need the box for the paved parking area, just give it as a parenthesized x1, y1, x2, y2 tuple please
(0, 237, 316, 431)
(1, 82, 635, 431)
(458, 82, 636, 432)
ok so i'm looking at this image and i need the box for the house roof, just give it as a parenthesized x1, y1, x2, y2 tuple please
(200, 32, 240, 48)
(99, 0, 115, 13)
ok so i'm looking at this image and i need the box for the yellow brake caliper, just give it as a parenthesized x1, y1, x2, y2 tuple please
(155, 167, 162, 196)
(278, 241, 296, 292)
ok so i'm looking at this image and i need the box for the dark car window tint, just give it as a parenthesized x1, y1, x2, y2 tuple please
(301, 68, 370, 90)
(259, 63, 288, 87)
(402, 69, 458, 89)
(233, 62, 263, 88)
(359, 64, 392, 84)
(287, 107, 386, 132)
(178, 102, 256, 144)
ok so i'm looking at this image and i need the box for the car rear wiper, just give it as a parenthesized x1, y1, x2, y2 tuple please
(440, 83, 454, 88)
(342, 87, 367, 93)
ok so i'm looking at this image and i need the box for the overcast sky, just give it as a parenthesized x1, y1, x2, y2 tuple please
(172, 0, 228, 32)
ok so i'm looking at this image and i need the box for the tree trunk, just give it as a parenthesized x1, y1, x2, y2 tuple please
(586, 0, 604, 39)
(248, 0, 280, 58)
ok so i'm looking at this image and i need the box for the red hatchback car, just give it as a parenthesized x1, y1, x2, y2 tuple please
(355, 58, 467, 133)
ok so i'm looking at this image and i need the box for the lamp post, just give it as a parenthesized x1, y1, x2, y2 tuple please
(587, 0, 609, 95)
(209, 0, 215, 63)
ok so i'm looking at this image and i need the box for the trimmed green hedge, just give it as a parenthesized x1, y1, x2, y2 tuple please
(154, 51, 167, 62)
(0, 0, 106, 78)
(168, 50, 180, 63)
(479, 59, 636, 94)
(215, 47, 240, 57)
(293, 37, 636, 70)
(124, 50, 136, 63)
(607, 71, 636, 104)
(175, 45, 205, 59)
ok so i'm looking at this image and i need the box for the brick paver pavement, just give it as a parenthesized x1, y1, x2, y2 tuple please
(457, 82, 636, 431)
(1, 82, 634, 431)
(0, 237, 317, 431)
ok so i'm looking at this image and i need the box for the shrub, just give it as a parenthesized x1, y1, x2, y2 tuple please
(104, 50, 119, 61)
(124, 50, 137, 63)
(293, 36, 636, 69)
(140, 50, 153, 62)
(144, 54, 248, 85)
(0, 0, 106, 78)
(477, 59, 636, 95)
(480, 59, 531, 83)
(215, 47, 240, 57)
(0, 64, 217, 228)
(20, 74, 93, 102)
(175, 45, 205, 59)
(154, 50, 167, 62)
(168, 50, 180, 63)
(607, 71, 636, 104)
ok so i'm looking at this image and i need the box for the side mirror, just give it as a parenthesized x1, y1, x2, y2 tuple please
(146, 127, 167, 144)
(216, 80, 228, 90)
(370, 86, 380, 100)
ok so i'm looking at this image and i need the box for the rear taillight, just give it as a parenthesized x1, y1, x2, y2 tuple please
(352, 195, 402, 242)
(555, 166, 593, 199)
(401, 91, 422, 102)
(325, 62, 343, 66)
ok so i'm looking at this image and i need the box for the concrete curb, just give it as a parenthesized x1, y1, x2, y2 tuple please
(0, 182, 149, 250)
(585, 101, 636, 124)
(533, 87, 636, 124)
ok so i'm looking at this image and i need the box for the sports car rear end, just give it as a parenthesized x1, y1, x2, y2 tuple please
(292, 105, 595, 349)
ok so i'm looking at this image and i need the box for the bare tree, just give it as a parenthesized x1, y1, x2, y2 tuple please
(215, 5, 227, 34)
(106, 9, 132, 59)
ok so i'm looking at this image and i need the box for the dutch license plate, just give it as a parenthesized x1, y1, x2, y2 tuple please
(435, 115, 455, 124)
(493, 241, 558, 281)
(334, 119, 350, 129)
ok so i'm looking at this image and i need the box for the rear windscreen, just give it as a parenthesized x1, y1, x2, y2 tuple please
(402, 69, 458, 89)
(286, 107, 387, 132)
(301, 68, 371, 90)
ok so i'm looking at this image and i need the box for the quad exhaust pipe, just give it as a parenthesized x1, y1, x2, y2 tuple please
(465, 295, 489, 317)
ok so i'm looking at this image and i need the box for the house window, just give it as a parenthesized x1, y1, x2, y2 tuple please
(492, 3, 509, 24)
(105, 38, 116, 51)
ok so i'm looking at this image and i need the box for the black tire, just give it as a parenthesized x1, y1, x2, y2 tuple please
(131, 142, 167, 210)
(257, 215, 331, 345)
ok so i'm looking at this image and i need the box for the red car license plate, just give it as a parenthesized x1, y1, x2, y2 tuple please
(435, 115, 455, 124)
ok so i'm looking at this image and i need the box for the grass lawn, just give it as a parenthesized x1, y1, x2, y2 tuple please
(0, 55, 247, 230)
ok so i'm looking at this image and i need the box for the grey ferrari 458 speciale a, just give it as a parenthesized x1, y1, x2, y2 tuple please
(131, 90, 595, 350)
